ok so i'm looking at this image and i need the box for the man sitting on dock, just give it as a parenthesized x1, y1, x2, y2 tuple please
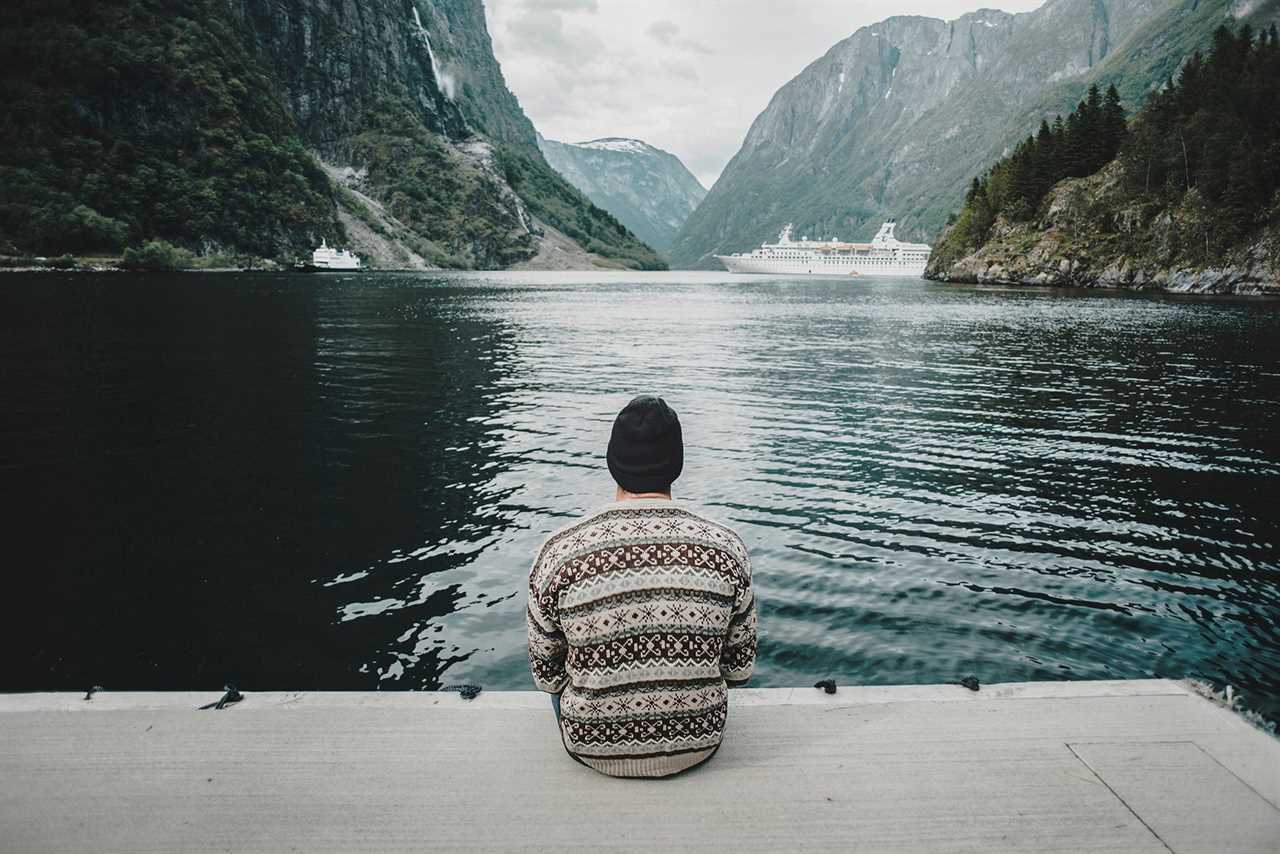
(526, 395, 757, 777)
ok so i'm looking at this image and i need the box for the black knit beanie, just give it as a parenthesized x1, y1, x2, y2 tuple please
(607, 396, 683, 494)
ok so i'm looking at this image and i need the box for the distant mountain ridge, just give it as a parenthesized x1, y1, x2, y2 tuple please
(537, 135, 706, 254)
(668, 0, 1256, 269)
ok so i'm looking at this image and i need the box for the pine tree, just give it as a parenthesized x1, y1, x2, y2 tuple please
(1083, 84, 1105, 171)
(1064, 107, 1087, 177)
(1206, 26, 1241, 103)
(1219, 138, 1262, 244)
(1102, 84, 1127, 161)
(970, 179, 996, 242)
(1238, 24, 1254, 57)
(1031, 119, 1056, 201)
(1005, 138, 1037, 220)
(1176, 52, 1204, 116)
(966, 176, 982, 205)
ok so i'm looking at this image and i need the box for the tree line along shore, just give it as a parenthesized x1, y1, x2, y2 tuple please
(927, 25, 1280, 292)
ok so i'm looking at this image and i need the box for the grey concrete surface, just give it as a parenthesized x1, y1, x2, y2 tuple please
(1, 680, 1276, 853)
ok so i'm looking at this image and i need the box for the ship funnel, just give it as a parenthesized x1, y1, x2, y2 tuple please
(871, 221, 897, 246)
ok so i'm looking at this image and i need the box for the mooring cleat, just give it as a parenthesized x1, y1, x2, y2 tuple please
(199, 685, 244, 710)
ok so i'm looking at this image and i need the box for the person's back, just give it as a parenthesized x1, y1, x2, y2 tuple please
(527, 396, 757, 778)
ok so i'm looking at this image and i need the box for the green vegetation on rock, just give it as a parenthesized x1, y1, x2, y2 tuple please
(934, 84, 1129, 268)
(496, 146, 667, 270)
(0, 0, 663, 270)
(1118, 25, 1280, 250)
(0, 0, 340, 260)
(122, 239, 196, 271)
(930, 25, 1280, 291)
(351, 99, 534, 269)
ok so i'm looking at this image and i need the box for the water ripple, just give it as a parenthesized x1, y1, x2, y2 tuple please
(2, 272, 1277, 720)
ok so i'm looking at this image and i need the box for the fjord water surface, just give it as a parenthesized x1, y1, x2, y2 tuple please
(3, 272, 1278, 717)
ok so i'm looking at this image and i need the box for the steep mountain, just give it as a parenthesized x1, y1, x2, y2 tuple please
(671, 0, 1197, 269)
(537, 136, 707, 254)
(0, 0, 663, 270)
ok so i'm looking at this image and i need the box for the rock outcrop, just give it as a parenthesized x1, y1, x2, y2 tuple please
(926, 162, 1280, 294)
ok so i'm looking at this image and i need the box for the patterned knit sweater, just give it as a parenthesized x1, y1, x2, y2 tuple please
(526, 499, 757, 778)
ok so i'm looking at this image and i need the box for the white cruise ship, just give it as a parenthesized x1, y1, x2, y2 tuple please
(716, 221, 930, 277)
(297, 239, 362, 271)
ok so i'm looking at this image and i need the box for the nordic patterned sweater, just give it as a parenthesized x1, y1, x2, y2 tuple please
(526, 499, 757, 778)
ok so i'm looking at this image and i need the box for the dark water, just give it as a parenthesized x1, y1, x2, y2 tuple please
(3, 272, 1278, 717)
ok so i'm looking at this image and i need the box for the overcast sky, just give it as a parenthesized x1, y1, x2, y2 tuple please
(485, 0, 1046, 189)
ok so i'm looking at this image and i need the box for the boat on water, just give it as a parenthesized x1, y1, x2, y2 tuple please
(716, 221, 930, 278)
(295, 240, 362, 271)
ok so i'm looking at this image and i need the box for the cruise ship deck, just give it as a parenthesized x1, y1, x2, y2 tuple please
(2, 679, 1277, 852)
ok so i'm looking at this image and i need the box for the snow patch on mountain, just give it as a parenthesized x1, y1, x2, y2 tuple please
(573, 138, 653, 154)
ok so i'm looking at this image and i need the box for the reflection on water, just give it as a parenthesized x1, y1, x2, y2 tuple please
(2, 272, 1278, 719)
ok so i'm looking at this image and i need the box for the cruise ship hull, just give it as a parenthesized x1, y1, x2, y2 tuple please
(293, 261, 362, 272)
(715, 221, 930, 279)
(715, 254, 926, 278)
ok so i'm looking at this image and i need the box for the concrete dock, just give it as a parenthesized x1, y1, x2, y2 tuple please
(1, 679, 1277, 852)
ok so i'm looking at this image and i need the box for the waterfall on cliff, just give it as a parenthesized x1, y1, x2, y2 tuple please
(412, 4, 455, 100)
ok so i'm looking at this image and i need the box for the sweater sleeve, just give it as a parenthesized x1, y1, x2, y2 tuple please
(527, 547, 569, 694)
(720, 553, 757, 687)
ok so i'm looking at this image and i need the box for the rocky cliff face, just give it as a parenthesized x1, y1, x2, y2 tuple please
(926, 162, 1280, 294)
(219, 0, 534, 268)
(217, 0, 664, 269)
(0, 0, 662, 269)
(537, 136, 706, 254)
(668, 0, 1173, 268)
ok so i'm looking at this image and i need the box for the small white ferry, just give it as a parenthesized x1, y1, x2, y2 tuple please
(716, 221, 931, 278)
(297, 240, 362, 271)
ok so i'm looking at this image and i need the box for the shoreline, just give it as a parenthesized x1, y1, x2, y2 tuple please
(926, 268, 1280, 297)
(6, 262, 1280, 296)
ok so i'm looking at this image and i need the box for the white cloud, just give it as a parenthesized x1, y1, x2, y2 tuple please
(487, 0, 1045, 189)
(646, 19, 679, 44)
(645, 19, 712, 54)
(526, 0, 598, 11)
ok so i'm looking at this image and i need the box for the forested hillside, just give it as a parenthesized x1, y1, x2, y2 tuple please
(0, 0, 663, 269)
(935, 84, 1129, 263)
(0, 0, 338, 259)
(928, 25, 1280, 292)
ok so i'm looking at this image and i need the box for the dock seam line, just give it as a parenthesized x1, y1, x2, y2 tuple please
(1064, 742, 1174, 853)
(1191, 742, 1280, 813)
